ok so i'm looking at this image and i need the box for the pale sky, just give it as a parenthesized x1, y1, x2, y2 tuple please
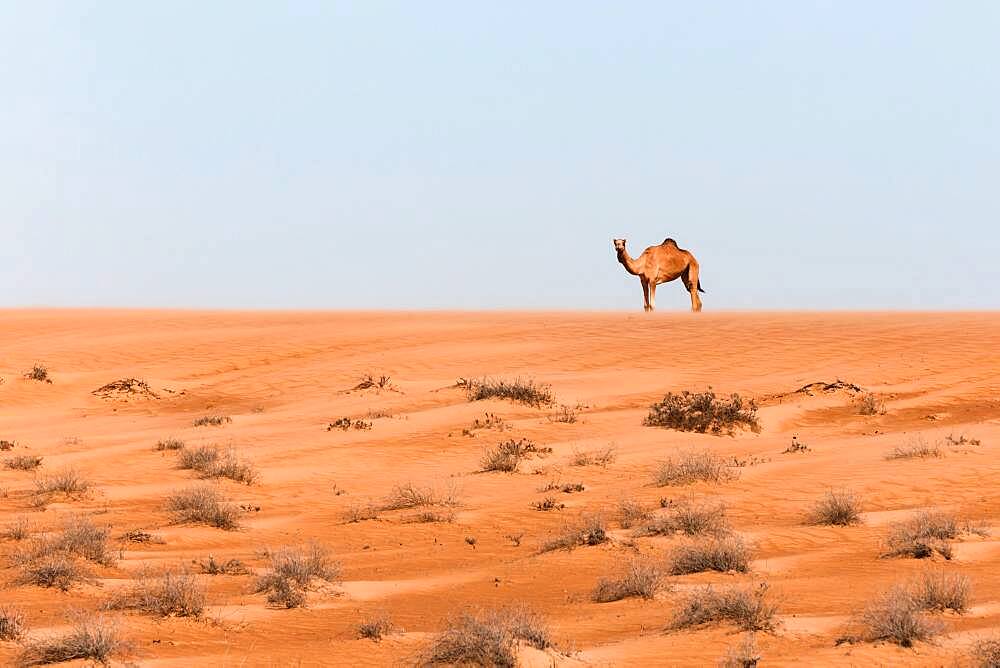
(2, 2, 998, 309)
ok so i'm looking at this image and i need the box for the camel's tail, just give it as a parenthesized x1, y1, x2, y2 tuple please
(698, 280, 705, 293)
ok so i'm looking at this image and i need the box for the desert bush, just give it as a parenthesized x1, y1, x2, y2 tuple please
(2, 515, 31, 541)
(18, 554, 88, 591)
(549, 404, 578, 423)
(857, 393, 886, 416)
(467, 412, 508, 432)
(408, 510, 456, 523)
(911, 570, 970, 613)
(616, 499, 652, 529)
(5, 454, 42, 470)
(343, 503, 380, 523)
(327, 417, 373, 431)
(154, 438, 184, 451)
(178, 444, 220, 470)
(973, 637, 1000, 668)
(592, 559, 663, 602)
(644, 390, 760, 435)
(540, 514, 607, 552)
(120, 529, 163, 544)
(24, 364, 52, 383)
(16, 516, 115, 568)
(569, 446, 616, 467)
(19, 611, 124, 665)
(354, 374, 393, 390)
(166, 485, 240, 530)
(0, 439, 16, 451)
(654, 450, 735, 486)
(254, 542, 340, 608)
(641, 500, 729, 537)
(670, 583, 777, 632)
(193, 415, 232, 427)
(807, 490, 863, 526)
(886, 436, 941, 460)
(539, 481, 585, 493)
(481, 438, 549, 473)
(0, 606, 26, 641)
(197, 555, 250, 575)
(178, 445, 257, 484)
(668, 534, 752, 575)
(857, 585, 942, 647)
(946, 433, 981, 447)
(460, 377, 554, 407)
(531, 497, 565, 511)
(358, 612, 395, 641)
(424, 607, 550, 666)
(382, 482, 459, 511)
(105, 571, 205, 617)
(883, 511, 964, 559)
(720, 633, 761, 668)
(34, 467, 89, 495)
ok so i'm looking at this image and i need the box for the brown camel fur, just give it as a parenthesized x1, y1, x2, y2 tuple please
(613, 238, 705, 312)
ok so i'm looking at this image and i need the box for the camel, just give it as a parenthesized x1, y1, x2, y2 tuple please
(613, 238, 705, 312)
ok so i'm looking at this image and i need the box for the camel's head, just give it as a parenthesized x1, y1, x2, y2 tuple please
(613, 238, 626, 253)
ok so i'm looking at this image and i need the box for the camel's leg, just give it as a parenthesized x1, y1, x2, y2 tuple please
(687, 265, 703, 312)
(641, 278, 650, 312)
(648, 281, 657, 312)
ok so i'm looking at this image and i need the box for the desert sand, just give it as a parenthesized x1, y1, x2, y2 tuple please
(1, 309, 998, 667)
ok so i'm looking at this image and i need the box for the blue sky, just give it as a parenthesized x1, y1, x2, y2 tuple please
(2, 2, 998, 309)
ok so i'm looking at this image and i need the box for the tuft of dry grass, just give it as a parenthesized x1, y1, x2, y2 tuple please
(254, 542, 340, 608)
(945, 433, 982, 447)
(480, 438, 550, 473)
(154, 438, 184, 451)
(670, 583, 777, 632)
(15, 515, 116, 571)
(973, 637, 1000, 668)
(166, 485, 240, 530)
(105, 571, 205, 617)
(2, 515, 31, 541)
(668, 534, 752, 575)
(540, 514, 607, 552)
(406, 510, 456, 523)
(178, 444, 220, 470)
(382, 482, 460, 511)
(807, 490, 863, 526)
(0, 606, 26, 641)
(460, 377, 554, 407)
(193, 415, 232, 427)
(911, 570, 971, 613)
(592, 559, 664, 602)
(654, 450, 736, 486)
(5, 454, 42, 471)
(343, 502, 380, 523)
(34, 467, 90, 496)
(178, 445, 257, 484)
(19, 611, 125, 665)
(0, 439, 16, 451)
(857, 393, 887, 416)
(640, 500, 729, 537)
(24, 364, 52, 383)
(354, 374, 393, 390)
(17, 554, 89, 591)
(720, 633, 761, 668)
(569, 445, 616, 467)
(423, 607, 550, 666)
(549, 404, 579, 423)
(856, 585, 943, 647)
(616, 499, 652, 529)
(883, 511, 966, 559)
(644, 390, 759, 435)
(197, 555, 250, 575)
(531, 497, 565, 512)
(886, 436, 942, 460)
(358, 612, 395, 641)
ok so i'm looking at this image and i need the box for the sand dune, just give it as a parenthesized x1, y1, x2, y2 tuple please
(1, 310, 999, 666)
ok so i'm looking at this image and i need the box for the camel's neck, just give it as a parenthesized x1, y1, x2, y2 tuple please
(617, 248, 644, 276)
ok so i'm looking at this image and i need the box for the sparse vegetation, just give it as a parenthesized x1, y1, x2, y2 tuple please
(121, 529, 163, 544)
(592, 559, 663, 602)
(855, 585, 943, 647)
(17, 554, 88, 590)
(807, 490, 863, 526)
(654, 450, 736, 486)
(193, 415, 232, 427)
(460, 377, 554, 407)
(616, 499, 652, 529)
(720, 633, 761, 668)
(197, 555, 250, 575)
(344, 503, 380, 523)
(973, 637, 1000, 668)
(540, 514, 607, 552)
(382, 482, 460, 511)
(166, 485, 240, 530)
(882, 510, 985, 559)
(154, 438, 184, 451)
(24, 364, 52, 383)
(327, 417, 373, 431)
(549, 404, 579, 423)
(358, 612, 395, 641)
(0, 439, 16, 451)
(670, 583, 777, 632)
(857, 393, 886, 416)
(465, 411, 509, 434)
(669, 534, 752, 574)
(531, 497, 565, 512)
(5, 454, 42, 470)
(34, 467, 90, 496)
(569, 445, 616, 467)
(644, 390, 760, 435)
(640, 500, 730, 537)
(92, 378, 158, 399)
(354, 374, 393, 390)
(3, 515, 31, 541)
(405, 510, 456, 523)
(178, 444, 220, 471)
(945, 433, 982, 447)
(539, 480, 585, 493)
(887, 436, 942, 460)
(911, 570, 971, 613)
(19, 611, 125, 665)
(15, 515, 116, 573)
(0, 606, 26, 641)
(424, 607, 550, 666)
(782, 437, 809, 454)
(481, 438, 550, 473)
(105, 571, 205, 617)
(178, 444, 257, 484)
(254, 542, 340, 608)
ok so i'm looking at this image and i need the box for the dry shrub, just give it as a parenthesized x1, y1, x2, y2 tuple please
(0, 439, 16, 451)
(24, 364, 52, 383)
(531, 497, 565, 512)
(358, 612, 394, 641)
(327, 417, 372, 431)
(178, 444, 219, 470)
(549, 404, 578, 423)
(3, 515, 31, 541)
(254, 542, 340, 608)
(197, 555, 250, 575)
(616, 499, 652, 529)
(654, 450, 735, 486)
(5, 455, 42, 471)
(343, 503, 380, 523)
(178, 445, 257, 484)
(670, 583, 777, 632)
(883, 511, 965, 559)
(481, 439, 550, 473)
(540, 514, 607, 552)
(354, 374, 393, 390)
(18, 554, 88, 591)
(461, 377, 554, 407)
(720, 633, 761, 668)
(382, 482, 459, 511)
(105, 571, 205, 617)
(807, 490, 863, 526)
(641, 500, 729, 537)
(856, 585, 942, 647)
(858, 393, 887, 416)
(406, 510, 456, 523)
(973, 637, 1000, 668)
(154, 438, 184, 451)
(166, 485, 240, 530)
(34, 467, 89, 496)
(911, 570, 971, 613)
(668, 534, 752, 575)
(16, 515, 115, 570)
(592, 559, 663, 602)
(193, 415, 232, 427)
(946, 433, 981, 447)
(19, 611, 125, 665)
(569, 445, 616, 467)
(0, 606, 26, 641)
(886, 436, 942, 460)
(424, 607, 550, 666)
(644, 390, 760, 435)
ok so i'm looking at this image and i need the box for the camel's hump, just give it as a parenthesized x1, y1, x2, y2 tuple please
(662, 237, 677, 247)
